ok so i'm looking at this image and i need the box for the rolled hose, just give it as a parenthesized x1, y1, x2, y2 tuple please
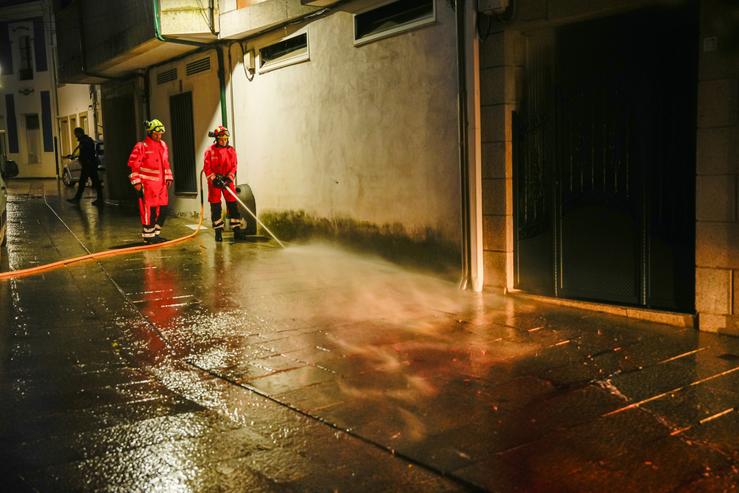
(0, 175, 206, 281)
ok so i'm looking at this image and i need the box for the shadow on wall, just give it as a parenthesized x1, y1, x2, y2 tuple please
(261, 209, 461, 278)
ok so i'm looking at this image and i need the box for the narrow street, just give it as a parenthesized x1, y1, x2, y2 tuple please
(2, 180, 738, 492)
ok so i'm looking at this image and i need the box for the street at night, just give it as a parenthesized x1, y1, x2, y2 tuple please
(2, 0, 739, 490)
(1, 181, 737, 491)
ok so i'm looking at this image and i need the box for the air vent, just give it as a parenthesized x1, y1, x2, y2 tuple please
(156, 68, 177, 85)
(186, 57, 211, 76)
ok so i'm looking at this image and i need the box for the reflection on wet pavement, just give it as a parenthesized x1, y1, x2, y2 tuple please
(2, 180, 738, 491)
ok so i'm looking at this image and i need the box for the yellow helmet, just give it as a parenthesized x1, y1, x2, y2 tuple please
(145, 119, 165, 134)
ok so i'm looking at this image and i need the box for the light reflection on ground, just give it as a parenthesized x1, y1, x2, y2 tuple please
(3, 180, 739, 491)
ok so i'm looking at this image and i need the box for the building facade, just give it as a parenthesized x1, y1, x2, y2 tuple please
(53, 0, 739, 335)
(478, 0, 738, 335)
(1, 0, 104, 179)
(0, 0, 56, 177)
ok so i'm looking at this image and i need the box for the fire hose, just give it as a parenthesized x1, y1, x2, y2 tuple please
(0, 196, 205, 281)
(0, 172, 283, 280)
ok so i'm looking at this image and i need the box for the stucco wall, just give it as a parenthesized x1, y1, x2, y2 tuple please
(228, 1, 461, 248)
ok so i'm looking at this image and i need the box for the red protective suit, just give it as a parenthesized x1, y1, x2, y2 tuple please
(203, 143, 242, 237)
(127, 136, 173, 240)
(203, 144, 237, 203)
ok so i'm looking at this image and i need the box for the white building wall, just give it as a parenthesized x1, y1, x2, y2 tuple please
(227, 2, 461, 243)
(0, 10, 57, 178)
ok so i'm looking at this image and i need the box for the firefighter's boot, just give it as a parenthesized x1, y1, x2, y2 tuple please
(215, 230, 223, 242)
(233, 227, 247, 241)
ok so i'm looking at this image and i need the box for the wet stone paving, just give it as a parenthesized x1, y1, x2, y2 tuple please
(1, 180, 738, 492)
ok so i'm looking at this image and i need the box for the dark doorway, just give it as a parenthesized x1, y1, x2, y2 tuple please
(101, 94, 137, 201)
(169, 92, 197, 194)
(514, 4, 697, 312)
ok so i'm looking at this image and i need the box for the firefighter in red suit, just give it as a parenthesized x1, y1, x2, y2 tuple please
(127, 119, 173, 244)
(204, 125, 244, 242)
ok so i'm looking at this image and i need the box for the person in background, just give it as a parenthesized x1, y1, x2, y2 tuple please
(66, 127, 103, 206)
(127, 119, 173, 244)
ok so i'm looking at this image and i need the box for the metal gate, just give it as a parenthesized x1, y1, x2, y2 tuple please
(514, 5, 696, 312)
(514, 30, 555, 296)
(169, 92, 197, 194)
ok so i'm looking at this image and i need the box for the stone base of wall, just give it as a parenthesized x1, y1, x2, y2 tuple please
(700, 314, 739, 337)
(510, 291, 696, 328)
(260, 209, 461, 278)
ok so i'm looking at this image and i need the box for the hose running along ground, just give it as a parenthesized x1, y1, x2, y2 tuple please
(0, 194, 205, 281)
(0, 172, 285, 280)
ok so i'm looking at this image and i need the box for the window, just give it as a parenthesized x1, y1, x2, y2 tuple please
(354, 0, 435, 46)
(169, 92, 197, 194)
(59, 117, 70, 157)
(26, 114, 39, 128)
(259, 33, 308, 73)
(25, 114, 40, 163)
(19, 35, 33, 80)
(0, 131, 7, 160)
(79, 113, 88, 135)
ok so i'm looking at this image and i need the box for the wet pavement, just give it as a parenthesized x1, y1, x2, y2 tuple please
(1, 180, 738, 492)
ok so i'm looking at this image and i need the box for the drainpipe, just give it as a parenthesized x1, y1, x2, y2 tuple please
(208, 0, 216, 35)
(151, 0, 227, 126)
(45, 0, 61, 177)
(227, 43, 236, 148)
(143, 68, 151, 122)
(456, 0, 473, 290)
(89, 84, 100, 140)
(215, 48, 228, 127)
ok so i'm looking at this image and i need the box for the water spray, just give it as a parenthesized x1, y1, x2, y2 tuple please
(223, 185, 285, 248)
